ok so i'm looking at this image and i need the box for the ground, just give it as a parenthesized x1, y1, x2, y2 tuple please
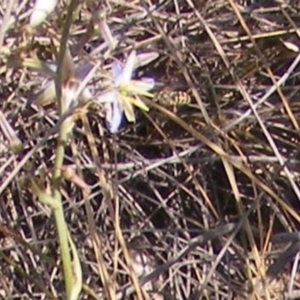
(1, 1, 300, 299)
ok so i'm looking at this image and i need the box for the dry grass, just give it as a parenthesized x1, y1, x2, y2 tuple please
(1, 0, 300, 299)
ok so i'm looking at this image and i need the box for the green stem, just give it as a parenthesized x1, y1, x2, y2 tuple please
(51, 0, 79, 298)
(52, 197, 74, 298)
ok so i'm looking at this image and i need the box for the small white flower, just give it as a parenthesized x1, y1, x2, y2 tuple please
(31, 50, 94, 108)
(30, 0, 58, 28)
(28, 48, 98, 136)
(98, 50, 156, 133)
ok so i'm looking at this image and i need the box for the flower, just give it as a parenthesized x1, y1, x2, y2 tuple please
(26, 48, 99, 136)
(99, 50, 156, 133)
(28, 49, 94, 108)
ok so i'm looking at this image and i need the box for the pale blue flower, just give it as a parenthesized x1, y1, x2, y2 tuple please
(99, 50, 156, 133)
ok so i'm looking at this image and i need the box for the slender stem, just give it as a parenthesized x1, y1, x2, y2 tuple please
(51, 0, 79, 298)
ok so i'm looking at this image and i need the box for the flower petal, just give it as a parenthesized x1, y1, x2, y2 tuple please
(75, 62, 94, 81)
(134, 52, 159, 69)
(33, 80, 56, 106)
(81, 87, 93, 101)
(61, 47, 75, 83)
(64, 87, 77, 109)
(30, 0, 58, 27)
(96, 90, 117, 104)
(46, 63, 57, 73)
(104, 98, 124, 133)
(116, 50, 136, 85)
(112, 61, 123, 82)
(129, 78, 155, 94)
